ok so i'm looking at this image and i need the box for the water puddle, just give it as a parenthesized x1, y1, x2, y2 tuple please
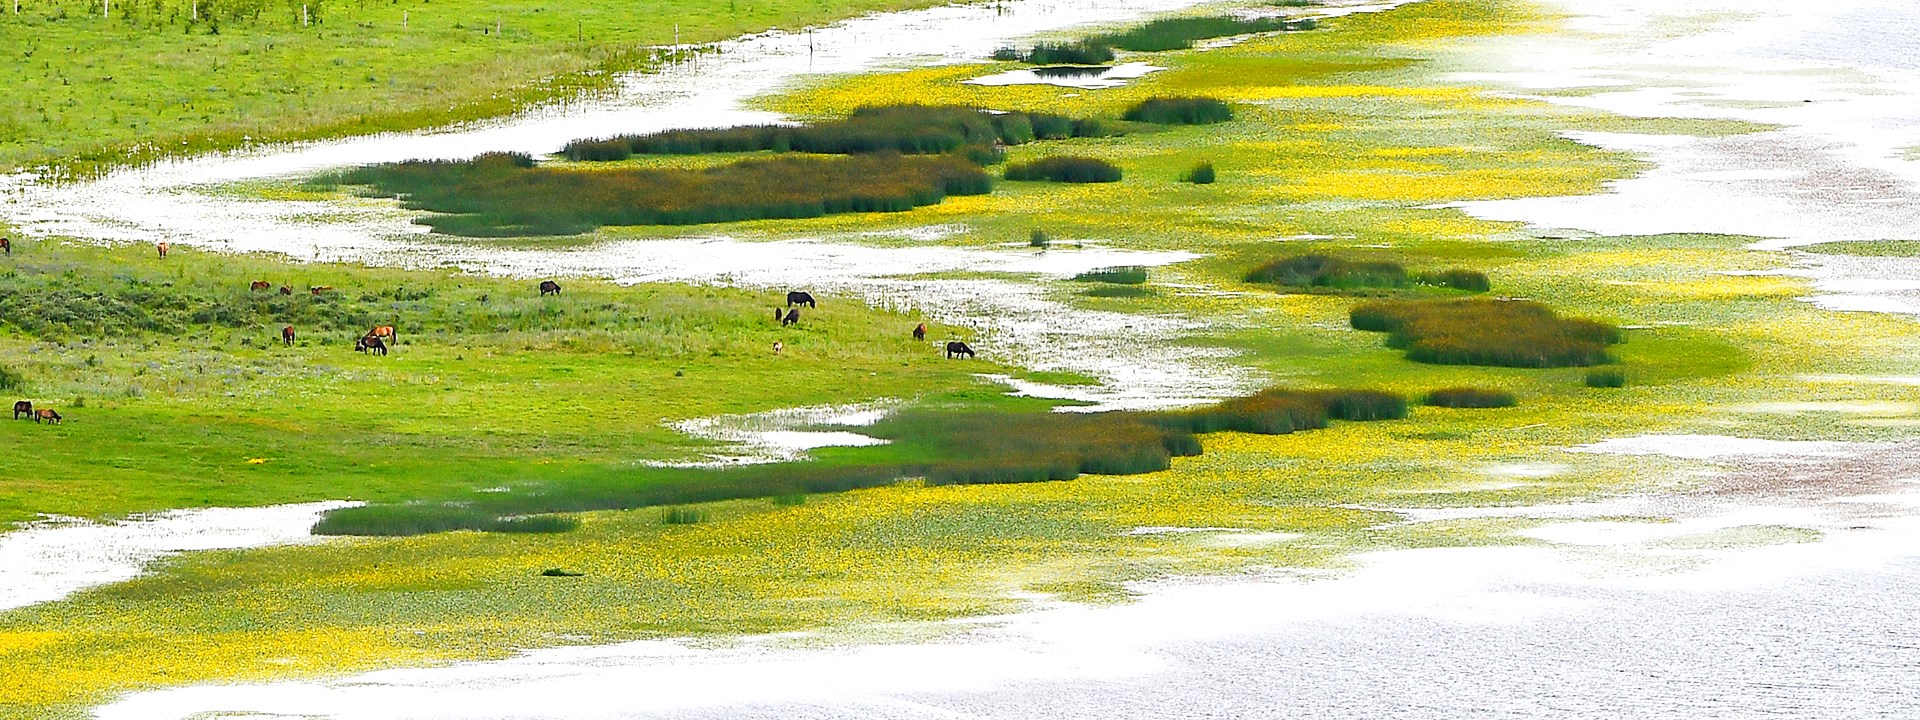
(964, 61, 1166, 89)
(0, 501, 359, 612)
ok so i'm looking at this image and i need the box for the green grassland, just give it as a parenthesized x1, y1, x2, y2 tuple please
(0, 0, 971, 175)
(0, 238, 995, 526)
(6, 0, 1920, 717)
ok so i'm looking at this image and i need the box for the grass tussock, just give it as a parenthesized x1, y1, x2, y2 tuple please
(992, 41, 1115, 65)
(1122, 97, 1233, 125)
(1091, 15, 1316, 52)
(1350, 298, 1623, 368)
(314, 387, 1407, 536)
(1585, 369, 1627, 388)
(562, 105, 1092, 161)
(1072, 266, 1149, 284)
(1004, 156, 1123, 183)
(318, 151, 992, 236)
(1422, 387, 1518, 408)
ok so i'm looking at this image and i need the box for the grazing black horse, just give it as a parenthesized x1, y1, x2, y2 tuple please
(356, 336, 388, 356)
(782, 308, 800, 326)
(945, 341, 975, 359)
(786, 291, 816, 308)
(912, 323, 927, 341)
(774, 307, 785, 323)
(1, 237, 10, 255)
(540, 280, 562, 296)
(13, 400, 31, 420)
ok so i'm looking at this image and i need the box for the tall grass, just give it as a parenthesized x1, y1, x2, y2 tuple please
(562, 105, 1090, 161)
(993, 41, 1116, 65)
(1004, 156, 1122, 183)
(1091, 15, 1314, 52)
(1246, 254, 1407, 290)
(1072, 266, 1149, 284)
(314, 387, 1407, 536)
(1422, 387, 1518, 408)
(1350, 298, 1623, 368)
(1247, 255, 1491, 294)
(318, 151, 992, 236)
(1122, 97, 1233, 125)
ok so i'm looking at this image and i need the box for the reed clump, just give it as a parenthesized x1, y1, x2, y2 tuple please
(1418, 268, 1491, 292)
(1350, 298, 1623, 368)
(1585, 368, 1627, 388)
(1422, 387, 1518, 408)
(1123, 97, 1233, 125)
(563, 105, 1090, 161)
(319, 151, 992, 236)
(1004, 156, 1122, 183)
(1092, 15, 1315, 52)
(1246, 254, 1407, 290)
(1073, 266, 1149, 284)
(992, 41, 1116, 65)
(1184, 161, 1216, 184)
(314, 387, 1407, 536)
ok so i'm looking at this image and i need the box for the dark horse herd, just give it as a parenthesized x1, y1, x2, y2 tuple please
(4, 233, 982, 427)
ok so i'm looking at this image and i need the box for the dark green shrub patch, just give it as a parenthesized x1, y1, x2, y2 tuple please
(1585, 369, 1627, 388)
(318, 151, 992, 236)
(1073, 266, 1149, 284)
(563, 105, 1089, 161)
(0, 365, 23, 392)
(1123, 97, 1233, 125)
(1246, 254, 1407, 290)
(316, 386, 1407, 536)
(540, 568, 586, 577)
(1422, 387, 1518, 408)
(1092, 15, 1315, 52)
(1004, 156, 1122, 183)
(1350, 298, 1623, 368)
(1418, 268, 1491, 292)
(1184, 161, 1216, 184)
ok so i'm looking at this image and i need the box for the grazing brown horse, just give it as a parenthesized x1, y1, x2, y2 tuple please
(155, 241, 169, 259)
(356, 336, 388, 356)
(367, 325, 397, 345)
(249, 280, 272, 292)
(945, 341, 975, 359)
(539, 280, 562, 296)
(279, 285, 293, 295)
(309, 285, 333, 296)
(282, 326, 296, 347)
(1, 237, 10, 255)
(35, 408, 61, 424)
(782, 308, 800, 326)
(913, 323, 927, 341)
(786, 291, 816, 308)
(13, 400, 31, 420)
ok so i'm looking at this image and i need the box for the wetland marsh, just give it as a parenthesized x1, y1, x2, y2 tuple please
(4, 0, 1920, 717)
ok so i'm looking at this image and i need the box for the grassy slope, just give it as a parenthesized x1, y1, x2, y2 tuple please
(0, 0, 966, 175)
(7, 0, 1920, 716)
(0, 239, 993, 526)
